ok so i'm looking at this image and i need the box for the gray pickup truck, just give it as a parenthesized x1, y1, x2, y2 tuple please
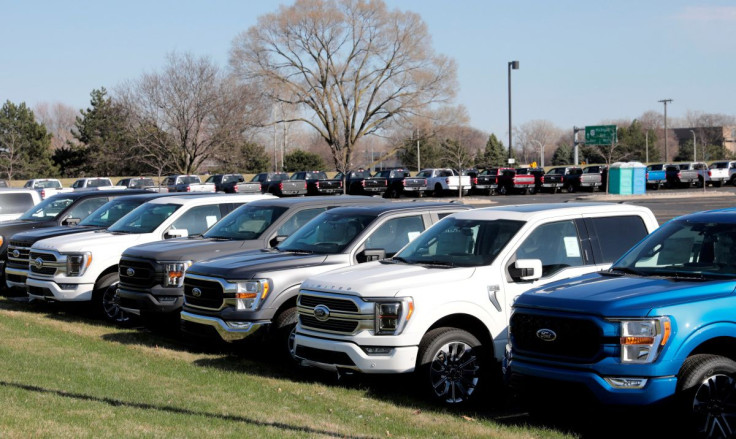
(179, 202, 471, 357)
(253, 172, 308, 197)
(116, 196, 386, 321)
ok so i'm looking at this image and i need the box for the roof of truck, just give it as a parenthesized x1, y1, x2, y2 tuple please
(451, 202, 654, 222)
(324, 201, 471, 217)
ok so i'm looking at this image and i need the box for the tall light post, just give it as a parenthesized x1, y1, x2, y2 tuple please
(508, 60, 519, 161)
(690, 130, 697, 162)
(659, 99, 673, 162)
(645, 130, 649, 163)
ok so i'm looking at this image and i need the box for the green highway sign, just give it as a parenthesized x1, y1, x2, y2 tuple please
(585, 125, 617, 145)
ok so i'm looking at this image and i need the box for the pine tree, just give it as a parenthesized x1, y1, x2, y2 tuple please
(475, 134, 507, 168)
(0, 100, 57, 180)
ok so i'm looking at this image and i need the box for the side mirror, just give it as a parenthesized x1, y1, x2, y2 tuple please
(511, 259, 542, 281)
(62, 217, 81, 226)
(165, 229, 189, 239)
(269, 235, 287, 247)
(362, 248, 386, 262)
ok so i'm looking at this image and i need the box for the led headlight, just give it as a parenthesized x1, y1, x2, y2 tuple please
(618, 317, 671, 364)
(234, 279, 270, 311)
(163, 261, 192, 287)
(66, 252, 92, 276)
(374, 298, 414, 335)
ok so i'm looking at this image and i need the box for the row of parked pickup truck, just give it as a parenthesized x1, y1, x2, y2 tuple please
(646, 160, 736, 189)
(3, 175, 736, 436)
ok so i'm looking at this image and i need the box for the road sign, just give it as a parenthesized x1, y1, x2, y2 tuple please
(585, 125, 617, 145)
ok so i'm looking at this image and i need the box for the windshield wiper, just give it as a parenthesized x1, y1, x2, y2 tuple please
(652, 270, 707, 281)
(606, 267, 646, 276)
(418, 260, 456, 268)
(283, 249, 315, 255)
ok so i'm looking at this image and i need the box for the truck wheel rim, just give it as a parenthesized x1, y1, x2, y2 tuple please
(429, 341, 479, 403)
(692, 373, 736, 437)
(102, 284, 128, 324)
(287, 327, 297, 359)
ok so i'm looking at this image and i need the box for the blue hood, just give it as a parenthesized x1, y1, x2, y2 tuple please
(515, 272, 736, 317)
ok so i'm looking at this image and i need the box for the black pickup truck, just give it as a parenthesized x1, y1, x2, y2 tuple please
(205, 174, 246, 193)
(290, 171, 342, 196)
(116, 196, 386, 322)
(543, 166, 601, 193)
(666, 162, 705, 188)
(515, 167, 545, 194)
(252, 172, 308, 197)
(373, 169, 427, 198)
(335, 170, 387, 196)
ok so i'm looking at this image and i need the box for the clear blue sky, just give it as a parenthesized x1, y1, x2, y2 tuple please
(2, 0, 735, 139)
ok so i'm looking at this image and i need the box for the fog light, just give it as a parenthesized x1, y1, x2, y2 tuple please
(226, 321, 253, 330)
(604, 377, 648, 389)
(363, 346, 394, 355)
(58, 284, 77, 290)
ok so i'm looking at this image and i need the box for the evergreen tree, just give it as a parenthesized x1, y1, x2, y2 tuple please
(284, 149, 326, 172)
(72, 88, 133, 176)
(551, 144, 573, 165)
(0, 100, 57, 180)
(397, 135, 443, 171)
(474, 134, 507, 168)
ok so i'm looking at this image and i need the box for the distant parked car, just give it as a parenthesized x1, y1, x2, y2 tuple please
(72, 177, 114, 190)
(204, 173, 245, 192)
(116, 177, 160, 191)
(0, 180, 8, 188)
(23, 178, 73, 199)
(0, 189, 42, 221)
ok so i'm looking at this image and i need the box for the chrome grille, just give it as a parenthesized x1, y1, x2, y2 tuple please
(29, 251, 61, 276)
(7, 241, 32, 269)
(297, 291, 374, 335)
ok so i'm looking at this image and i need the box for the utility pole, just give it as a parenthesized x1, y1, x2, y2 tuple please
(658, 99, 673, 162)
(508, 60, 519, 162)
(645, 130, 649, 163)
(416, 140, 421, 172)
(573, 126, 584, 165)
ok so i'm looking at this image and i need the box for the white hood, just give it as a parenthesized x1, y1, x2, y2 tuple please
(33, 230, 152, 253)
(301, 261, 475, 298)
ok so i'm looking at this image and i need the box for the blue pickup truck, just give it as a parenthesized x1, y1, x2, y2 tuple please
(645, 163, 667, 190)
(506, 207, 736, 437)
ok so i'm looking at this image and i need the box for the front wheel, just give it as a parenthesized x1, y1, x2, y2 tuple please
(566, 184, 576, 193)
(677, 354, 736, 438)
(416, 327, 485, 405)
(433, 183, 444, 197)
(272, 307, 298, 363)
(93, 273, 129, 324)
(497, 185, 508, 196)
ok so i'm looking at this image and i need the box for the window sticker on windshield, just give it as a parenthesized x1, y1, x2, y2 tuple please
(563, 236, 580, 257)
(408, 231, 420, 242)
(206, 216, 218, 228)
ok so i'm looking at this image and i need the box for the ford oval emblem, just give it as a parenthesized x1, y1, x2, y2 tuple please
(314, 305, 330, 322)
(126, 267, 135, 277)
(536, 328, 557, 342)
(34, 257, 44, 270)
(11, 249, 20, 258)
(192, 287, 202, 297)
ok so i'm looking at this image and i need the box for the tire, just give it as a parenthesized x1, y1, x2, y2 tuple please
(731, 176, 736, 186)
(498, 185, 508, 196)
(461, 189, 469, 196)
(92, 273, 129, 324)
(551, 186, 558, 194)
(271, 307, 298, 362)
(528, 186, 537, 195)
(416, 327, 486, 405)
(433, 183, 444, 197)
(714, 181, 723, 188)
(566, 184, 576, 193)
(677, 354, 736, 438)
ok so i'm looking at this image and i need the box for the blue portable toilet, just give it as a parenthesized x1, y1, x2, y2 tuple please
(609, 162, 646, 195)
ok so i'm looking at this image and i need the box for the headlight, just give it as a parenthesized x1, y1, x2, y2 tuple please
(163, 261, 192, 287)
(66, 252, 92, 276)
(234, 279, 270, 311)
(618, 317, 671, 364)
(0, 235, 4, 248)
(374, 298, 414, 335)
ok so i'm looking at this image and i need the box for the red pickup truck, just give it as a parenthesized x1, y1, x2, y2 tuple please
(495, 167, 535, 195)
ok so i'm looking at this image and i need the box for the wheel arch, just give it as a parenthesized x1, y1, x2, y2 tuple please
(425, 313, 494, 357)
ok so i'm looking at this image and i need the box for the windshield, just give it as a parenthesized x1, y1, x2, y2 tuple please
(394, 217, 525, 267)
(18, 196, 75, 221)
(278, 212, 374, 254)
(108, 203, 180, 234)
(614, 219, 736, 279)
(89, 179, 111, 187)
(711, 162, 729, 169)
(78, 199, 147, 227)
(204, 205, 288, 240)
(30, 180, 61, 189)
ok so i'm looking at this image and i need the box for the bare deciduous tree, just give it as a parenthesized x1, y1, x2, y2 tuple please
(514, 120, 563, 166)
(34, 102, 78, 151)
(229, 0, 457, 179)
(119, 53, 265, 175)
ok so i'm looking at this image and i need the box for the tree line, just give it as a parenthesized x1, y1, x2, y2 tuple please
(2, 0, 735, 181)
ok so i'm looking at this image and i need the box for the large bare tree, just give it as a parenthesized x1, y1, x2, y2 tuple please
(119, 53, 265, 174)
(229, 0, 457, 176)
(34, 102, 78, 151)
(514, 120, 563, 167)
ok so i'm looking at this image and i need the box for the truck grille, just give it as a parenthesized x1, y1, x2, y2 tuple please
(7, 241, 32, 269)
(295, 345, 355, 367)
(184, 277, 224, 309)
(297, 291, 373, 335)
(29, 252, 59, 275)
(510, 312, 602, 362)
(119, 258, 159, 289)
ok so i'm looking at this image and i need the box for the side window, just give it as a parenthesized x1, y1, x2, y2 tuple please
(515, 220, 583, 277)
(170, 205, 223, 235)
(66, 197, 110, 220)
(364, 215, 425, 258)
(72, 180, 83, 188)
(277, 208, 327, 237)
(586, 216, 649, 263)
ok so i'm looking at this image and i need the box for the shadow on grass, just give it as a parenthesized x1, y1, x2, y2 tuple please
(0, 380, 372, 439)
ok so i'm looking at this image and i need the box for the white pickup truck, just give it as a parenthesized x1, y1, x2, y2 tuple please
(415, 168, 472, 197)
(704, 161, 734, 187)
(26, 193, 272, 322)
(71, 177, 115, 190)
(293, 203, 659, 405)
(23, 179, 73, 199)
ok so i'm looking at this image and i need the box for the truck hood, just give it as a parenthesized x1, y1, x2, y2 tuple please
(187, 250, 331, 278)
(301, 261, 475, 298)
(515, 272, 736, 316)
(10, 226, 100, 244)
(33, 230, 150, 252)
(122, 237, 262, 262)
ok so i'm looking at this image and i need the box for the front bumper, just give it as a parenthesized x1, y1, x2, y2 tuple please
(294, 333, 418, 374)
(5, 266, 28, 289)
(506, 357, 677, 406)
(116, 286, 183, 314)
(26, 278, 93, 301)
(180, 311, 269, 342)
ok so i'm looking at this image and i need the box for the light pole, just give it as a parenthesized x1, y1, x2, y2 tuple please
(658, 99, 673, 162)
(645, 130, 649, 163)
(690, 130, 697, 162)
(508, 60, 519, 162)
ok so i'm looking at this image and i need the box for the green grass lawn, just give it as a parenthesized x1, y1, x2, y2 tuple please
(0, 298, 575, 438)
